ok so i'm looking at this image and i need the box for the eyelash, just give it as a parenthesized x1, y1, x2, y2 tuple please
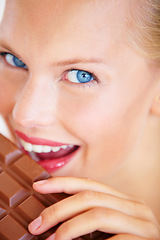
(0, 52, 27, 70)
(0, 52, 8, 56)
(0, 52, 99, 87)
(62, 69, 99, 87)
(0, 52, 8, 61)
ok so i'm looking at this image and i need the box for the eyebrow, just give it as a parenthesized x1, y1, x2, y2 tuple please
(55, 58, 105, 66)
(0, 42, 105, 66)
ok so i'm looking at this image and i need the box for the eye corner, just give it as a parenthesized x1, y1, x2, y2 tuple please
(0, 51, 28, 70)
(0, 51, 8, 57)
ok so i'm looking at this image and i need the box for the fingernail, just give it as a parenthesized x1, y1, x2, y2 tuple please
(29, 216, 42, 231)
(34, 180, 48, 185)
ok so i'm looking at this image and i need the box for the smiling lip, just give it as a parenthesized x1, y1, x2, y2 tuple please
(15, 130, 79, 173)
(15, 130, 68, 146)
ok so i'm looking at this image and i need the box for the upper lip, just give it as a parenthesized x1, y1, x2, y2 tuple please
(15, 130, 73, 146)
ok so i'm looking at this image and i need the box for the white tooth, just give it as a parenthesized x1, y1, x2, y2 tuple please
(52, 146, 61, 152)
(20, 139, 32, 152)
(61, 145, 68, 149)
(20, 139, 26, 147)
(32, 144, 43, 153)
(24, 142, 33, 152)
(20, 138, 25, 145)
(69, 144, 74, 148)
(42, 145, 52, 153)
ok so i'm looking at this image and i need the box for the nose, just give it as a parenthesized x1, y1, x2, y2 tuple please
(12, 74, 57, 128)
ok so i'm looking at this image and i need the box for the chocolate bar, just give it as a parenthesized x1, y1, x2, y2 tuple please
(0, 134, 113, 240)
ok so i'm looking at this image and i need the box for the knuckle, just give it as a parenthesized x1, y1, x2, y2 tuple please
(49, 203, 60, 219)
(126, 199, 139, 211)
(140, 204, 158, 224)
(41, 203, 59, 221)
(80, 190, 97, 203)
(90, 208, 122, 236)
(145, 222, 160, 239)
(142, 204, 154, 218)
(91, 207, 110, 222)
(83, 177, 94, 183)
(129, 200, 158, 224)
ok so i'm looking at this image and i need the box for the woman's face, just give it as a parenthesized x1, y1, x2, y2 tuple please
(0, 0, 159, 182)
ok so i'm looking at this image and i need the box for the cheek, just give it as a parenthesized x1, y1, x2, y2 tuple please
(56, 87, 106, 140)
(0, 69, 26, 116)
(56, 85, 140, 145)
(56, 90, 131, 178)
(56, 78, 153, 178)
(0, 81, 15, 115)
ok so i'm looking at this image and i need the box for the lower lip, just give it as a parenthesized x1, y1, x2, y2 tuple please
(37, 149, 78, 173)
(19, 145, 79, 173)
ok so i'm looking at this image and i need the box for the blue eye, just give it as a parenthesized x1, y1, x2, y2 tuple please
(64, 70, 94, 84)
(2, 53, 27, 69)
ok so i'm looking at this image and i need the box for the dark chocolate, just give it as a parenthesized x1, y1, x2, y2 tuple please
(0, 134, 113, 239)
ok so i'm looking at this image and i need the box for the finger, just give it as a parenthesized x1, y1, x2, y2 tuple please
(109, 234, 148, 240)
(28, 189, 158, 235)
(33, 189, 158, 225)
(46, 233, 147, 240)
(33, 177, 137, 201)
(33, 178, 158, 225)
(29, 206, 159, 239)
(53, 208, 159, 240)
(46, 233, 55, 240)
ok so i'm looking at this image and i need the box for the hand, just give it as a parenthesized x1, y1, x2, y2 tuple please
(28, 177, 160, 240)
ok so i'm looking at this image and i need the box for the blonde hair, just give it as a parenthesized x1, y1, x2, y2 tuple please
(127, 0, 160, 62)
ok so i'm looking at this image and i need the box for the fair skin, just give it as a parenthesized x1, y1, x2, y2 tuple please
(0, 0, 160, 239)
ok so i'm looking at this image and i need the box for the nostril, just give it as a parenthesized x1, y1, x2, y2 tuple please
(12, 100, 57, 128)
(12, 110, 35, 128)
(12, 75, 57, 128)
(12, 98, 43, 128)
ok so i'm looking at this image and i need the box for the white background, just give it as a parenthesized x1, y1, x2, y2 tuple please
(0, 116, 10, 137)
(0, 0, 6, 23)
(0, 0, 8, 137)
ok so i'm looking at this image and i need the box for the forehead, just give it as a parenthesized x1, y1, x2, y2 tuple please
(3, 0, 128, 22)
(0, 0, 132, 61)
